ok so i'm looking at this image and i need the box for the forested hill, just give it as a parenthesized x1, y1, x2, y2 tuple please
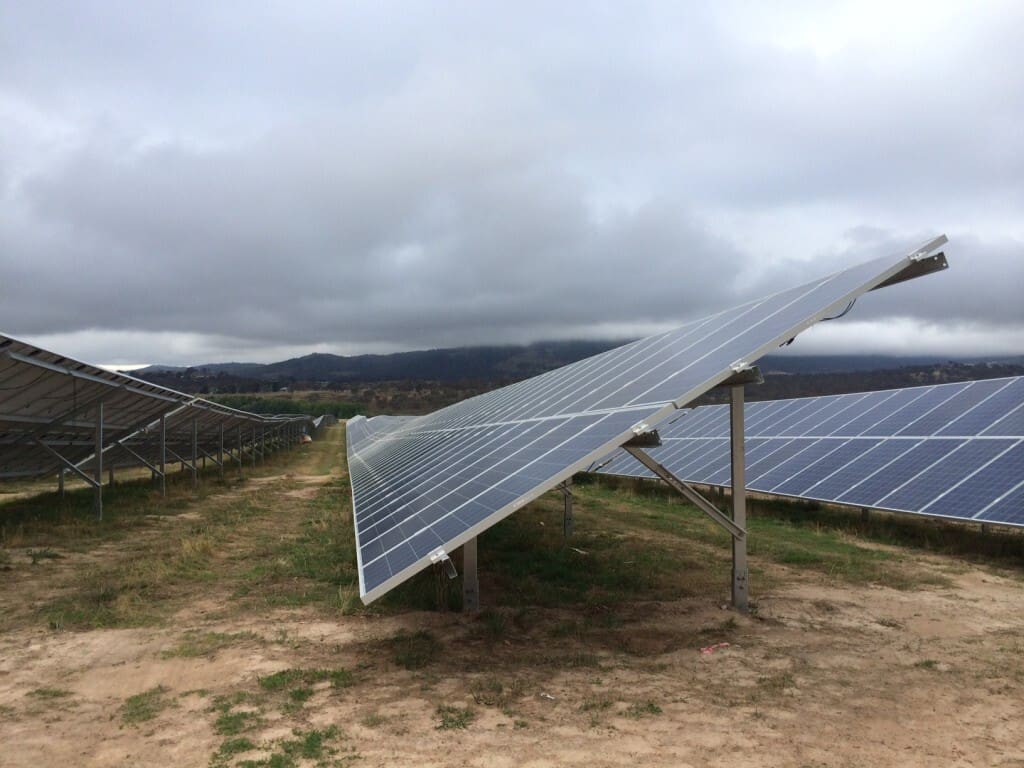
(131, 340, 1024, 397)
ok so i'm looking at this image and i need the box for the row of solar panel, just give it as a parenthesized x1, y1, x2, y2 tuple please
(0, 333, 311, 480)
(348, 239, 950, 601)
(592, 377, 1024, 526)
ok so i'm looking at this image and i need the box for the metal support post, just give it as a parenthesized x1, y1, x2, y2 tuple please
(192, 418, 199, 490)
(861, 507, 871, 525)
(108, 466, 114, 486)
(219, 424, 225, 480)
(561, 480, 574, 537)
(730, 384, 748, 613)
(462, 537, 479, 612)
(160, 414, 167, 496)
(237, 425, 243, 476)
(252, 427, 257, 469)
(261, 426, 266, 463)
(94, 401, 104, 519)
(58, 468, 65, 498)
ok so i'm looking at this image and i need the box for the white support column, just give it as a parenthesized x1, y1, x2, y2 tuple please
(730, 384, 748, 613)
(462, 537, 479, 612)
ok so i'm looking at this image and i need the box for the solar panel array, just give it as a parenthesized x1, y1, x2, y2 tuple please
(348, 238, 949, 603)
(0, 333, 310, 480)
(592, 377, 1024, 527)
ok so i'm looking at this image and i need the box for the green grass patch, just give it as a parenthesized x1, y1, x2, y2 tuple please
(214, 708, 262, 736)
(233, 726, 345, 767)
(162, 630, 259, 659)
(27, 687, 72, 699)
(436, 705, 475, 730)
(121, 685, 172, 724)
(258, 667, 353, 692)
(215, 736, 257, 759)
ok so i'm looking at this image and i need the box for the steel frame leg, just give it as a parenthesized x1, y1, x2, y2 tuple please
(730, 384, 748, 613)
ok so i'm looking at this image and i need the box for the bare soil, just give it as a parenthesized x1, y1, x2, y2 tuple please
(1, 445, 1023, 767)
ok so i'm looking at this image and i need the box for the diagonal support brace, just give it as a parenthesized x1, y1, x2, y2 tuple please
(33, 438, 100, 488)
(623, 446, 745, 540)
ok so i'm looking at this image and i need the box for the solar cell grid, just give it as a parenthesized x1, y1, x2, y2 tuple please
(591, 376, 1023, 528)
(350, 239, 949, 601)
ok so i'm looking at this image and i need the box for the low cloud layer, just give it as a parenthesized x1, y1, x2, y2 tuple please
(1, 2, 1022, 365)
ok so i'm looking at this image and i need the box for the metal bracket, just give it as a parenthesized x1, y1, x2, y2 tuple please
(430, 548, 458, 579)
(624, 429, 661, 448)
(909, 234, 948, 261)
(722, 365, 764, 387)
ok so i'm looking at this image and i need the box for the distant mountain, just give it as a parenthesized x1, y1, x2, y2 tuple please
(758, 354, 952, 374)
(130, 340, 624, 392)
(129, 341, 1024, 395)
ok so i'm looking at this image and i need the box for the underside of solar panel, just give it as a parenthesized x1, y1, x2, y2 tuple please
(347, 237, 950, 603)
(592, 376, 1024, 527)
(0, 334, 310, 483)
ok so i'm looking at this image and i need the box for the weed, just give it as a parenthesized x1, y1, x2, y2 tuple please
(477, 608, 507, 639)
(258, 667, 353, 692)
(121, 685, 172, 724)
(915, 659, 940, 670)
(216, 737, 256, 758)
(287, 686, 314, 704)
(361, 712, 386, 728)
(580, 696, 613, 712)
(470, 676, 525, 707)
(281, 726, 340, 760)
(876, 617, 904, 629)
(623, 700, 662, 718)
(514, 719, 528, 729)
(386, 630, 440, 670)
(436, 705, 475, 730)
(231, 726, 345, 768)
(28, 548, 63, 564)
(27, 687, 72, 699)
(214, 709, 261, 736)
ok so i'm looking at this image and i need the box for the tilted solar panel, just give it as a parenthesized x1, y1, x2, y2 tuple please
(592, 376, 1024, 527)
(347, 237, 949, 603)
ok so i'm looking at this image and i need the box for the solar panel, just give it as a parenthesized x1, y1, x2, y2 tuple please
(348, 237, 949, 603)
(593, 376, 1024, 527)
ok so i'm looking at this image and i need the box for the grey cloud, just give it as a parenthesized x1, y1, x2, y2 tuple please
(1, 1, 1022, 364)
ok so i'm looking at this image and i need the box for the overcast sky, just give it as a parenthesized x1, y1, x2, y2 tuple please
(2, 1, 1021, 366)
